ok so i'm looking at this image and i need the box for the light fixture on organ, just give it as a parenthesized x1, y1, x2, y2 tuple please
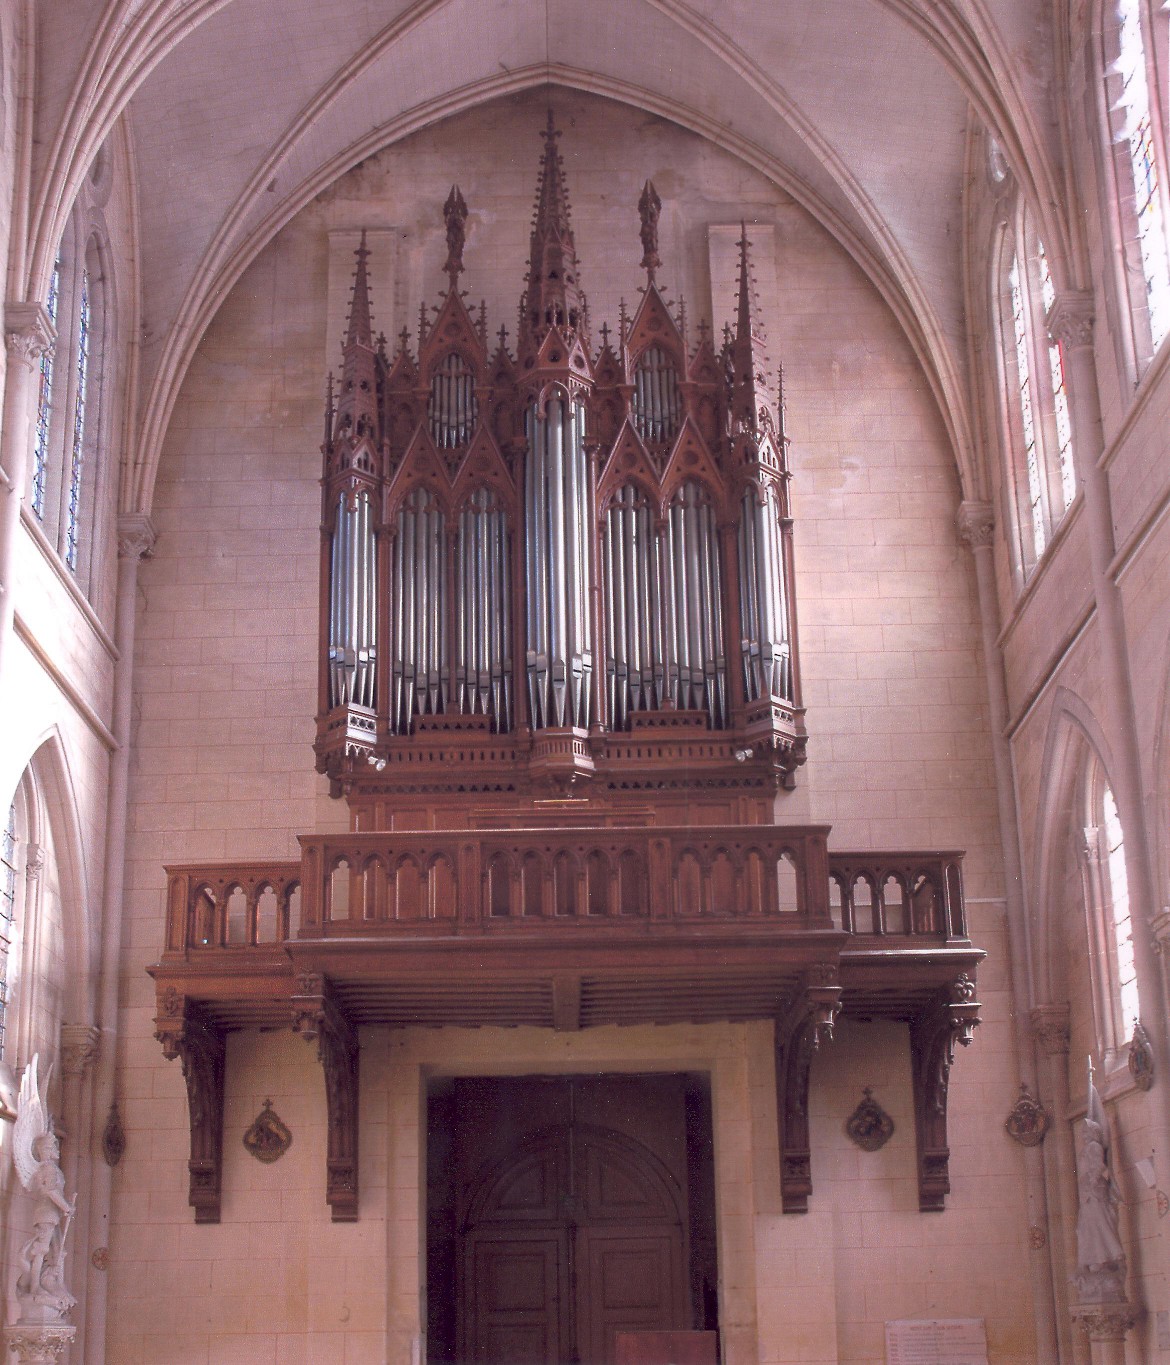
(316, 115, 805, 798)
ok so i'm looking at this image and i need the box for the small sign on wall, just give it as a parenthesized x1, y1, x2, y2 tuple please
(885, 1318, 988, 1365)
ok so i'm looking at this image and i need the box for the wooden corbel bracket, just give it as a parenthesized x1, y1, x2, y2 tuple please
(154, 991, 226, 1224)
(292, 971, 360, 1222)
(775, 962, 842, 1213)
(909, 972, 981, 1212)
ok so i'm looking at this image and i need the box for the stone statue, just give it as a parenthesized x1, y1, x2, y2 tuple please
(1073, 1061, 1126, 1304)
(12, 1056, 76, 1323)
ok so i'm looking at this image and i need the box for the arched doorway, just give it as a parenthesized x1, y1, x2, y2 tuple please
(428, 1074, 718, 1364)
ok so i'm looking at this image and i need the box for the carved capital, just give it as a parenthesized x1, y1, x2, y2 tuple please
(1071, 1301, 1138, 1341)
(24, 843, 44, 885)
(1031, 1003, 1071, 1057)
(116, 513, 157, 562)
(1047, 291, 1095, 350)
(4, 302, 56, 371)
(957, 500, 994, 549)
(4, 1324, 77, 1362)
(1151, 906, 1170, 947)
(59, 1023, 100, 1077)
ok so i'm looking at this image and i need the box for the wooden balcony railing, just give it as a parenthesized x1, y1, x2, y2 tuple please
(162, 829, 966, 953)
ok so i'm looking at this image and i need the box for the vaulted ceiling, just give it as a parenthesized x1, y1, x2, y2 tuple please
(30, 0, 1066, 506)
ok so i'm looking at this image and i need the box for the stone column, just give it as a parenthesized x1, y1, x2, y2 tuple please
(958, 500, 1062, 1361)
(59, 1018, 100, 1331)
(1071, 1303, 1138, 1365)
(79, 514, 155, 1364)
(1032, 1003, 1079, 1364)
(1049, 292, 1169, 1074)
(0, 302, 55, 680)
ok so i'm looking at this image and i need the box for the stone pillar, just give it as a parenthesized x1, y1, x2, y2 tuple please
(0, 303, 55, 680)
(958, 500, 1062, 1362)
(59, 1018, 100, 1334)
(79, 514, 155, 1364)
(1071, 1303, 1138, 1365)
(1032, 1004, 1080, 1364)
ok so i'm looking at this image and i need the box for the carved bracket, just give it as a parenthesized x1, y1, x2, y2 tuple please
(909, 973, 980, 1212)
(293, 973, 360, 1221)
(775, 963, 842, 1213)
(155, 995, 226, 1224)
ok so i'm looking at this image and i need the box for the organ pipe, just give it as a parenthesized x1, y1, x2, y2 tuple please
(603, 480, 726, 729)
(738, 486, 792, 702)
(327, 491, 377, 711)
(525, 393, 592, 729)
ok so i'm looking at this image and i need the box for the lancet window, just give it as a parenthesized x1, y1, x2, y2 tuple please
(1102, 0, 1170, 366)
(314, 120, 805, 796)
(994, 206, 1076, 578)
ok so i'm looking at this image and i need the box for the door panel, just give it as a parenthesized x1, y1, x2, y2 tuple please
(442, 1075, 713, 1365)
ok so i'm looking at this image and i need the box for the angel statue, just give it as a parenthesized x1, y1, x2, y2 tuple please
(12, 1055, 76, 1322)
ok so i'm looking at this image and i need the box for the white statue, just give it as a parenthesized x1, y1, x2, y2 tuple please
(12, 1056, 76, 1322)
(1073, 1059, 1126, 1304)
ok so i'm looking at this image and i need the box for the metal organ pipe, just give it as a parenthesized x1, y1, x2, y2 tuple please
(631, 347, 682, 448)
(524, 392, 592, 729)
(429, 353, 477, 449)
(327, 491, 377, 712)
(738, 486, 792, 701)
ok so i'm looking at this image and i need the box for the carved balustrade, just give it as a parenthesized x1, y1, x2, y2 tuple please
(160, 833, 966, 952)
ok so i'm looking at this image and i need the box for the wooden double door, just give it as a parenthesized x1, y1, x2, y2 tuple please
(427, 1075, 718, 1364)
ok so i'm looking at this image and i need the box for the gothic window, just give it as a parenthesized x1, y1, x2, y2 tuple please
(1102, 0, 1170, 368)
(1081, 770, 1139, 1061)
(28, 220, 110, 595)
(994, 212, 1076, 578)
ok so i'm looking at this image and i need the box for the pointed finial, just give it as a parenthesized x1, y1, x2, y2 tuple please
(397, 326, 410, 357)
(478, 299, 488, 347)
(418, 298, 428, 351)
(345, 230, 374, 349)
(619, 298, 629, 348)
(324, 372, 335, 447)
(638, 180, 662, 284)
(443, 185, 469, 288)
(600, 320, 610, 351)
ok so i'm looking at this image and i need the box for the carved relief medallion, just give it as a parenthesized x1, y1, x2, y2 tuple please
(243, 1098, 293, 1164)
(1005, 1084, 1050, 1147)
(845, 1087, 895, 1152)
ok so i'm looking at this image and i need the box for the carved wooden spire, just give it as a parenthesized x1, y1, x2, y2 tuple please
(638, 180, 662, 284)
(346, 230, 374, 349)
(443, 185, 469, 289)
(730, 222, 777, 438)
(521, 110, 587, 352)
(338, 232, 378, 442)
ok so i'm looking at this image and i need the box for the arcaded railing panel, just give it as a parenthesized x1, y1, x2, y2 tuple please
(165, 836, 967, 953)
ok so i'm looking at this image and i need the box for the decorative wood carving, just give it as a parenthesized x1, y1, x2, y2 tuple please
(243, 1099, 293, 1163)
(845, 1088, 894, 1152)
(154, 996, 226, 1224)
(314, 119, 806, 803)
(909, 973, 981, 1212)
(775, 964, 841, 1213)
(293, 975, 359, 1221)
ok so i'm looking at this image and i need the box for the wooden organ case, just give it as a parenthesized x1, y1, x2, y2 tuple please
(149, 118, 984, 1240)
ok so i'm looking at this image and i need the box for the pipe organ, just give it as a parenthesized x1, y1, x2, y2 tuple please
(315, 115, 807, 799)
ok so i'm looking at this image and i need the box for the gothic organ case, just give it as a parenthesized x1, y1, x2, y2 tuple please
(314, 115, 805, 805)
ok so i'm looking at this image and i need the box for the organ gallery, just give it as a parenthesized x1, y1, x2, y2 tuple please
(148, 115, 984, 1358)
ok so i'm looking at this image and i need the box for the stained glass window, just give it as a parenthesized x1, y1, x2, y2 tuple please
(1118, 0, 1170, 350)
(31, 258, 61, 522)
(1102, 785, 1138, 1039)
(1038, 242, 1076, 510)
(1009, 253, 1045, 559)
(65, 269, 90, 571)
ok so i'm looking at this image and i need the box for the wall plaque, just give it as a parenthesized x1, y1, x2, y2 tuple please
(885, 1318, 987, 1364)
